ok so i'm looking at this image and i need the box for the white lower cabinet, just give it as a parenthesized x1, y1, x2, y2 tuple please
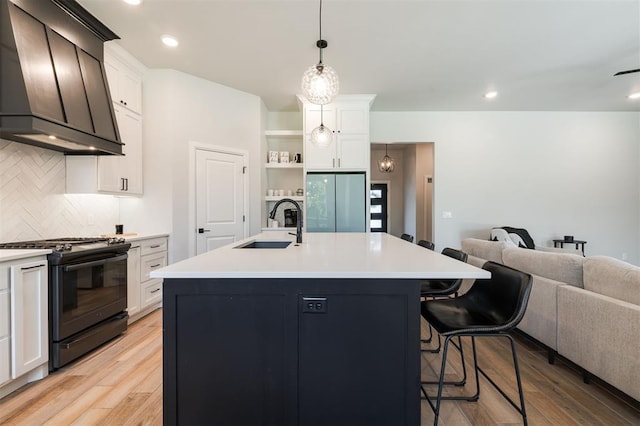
(0, 338, 9, 387)
(127, 236, 167, 323)
(0, 290, 9, 387)
(127, 245, 141, 317)
(141, 279, 162, 308)
(0, 255, 49, 400)
(10, 260, 48, 379)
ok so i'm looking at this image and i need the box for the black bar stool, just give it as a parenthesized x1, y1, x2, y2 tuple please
(420, 261, 533, 425)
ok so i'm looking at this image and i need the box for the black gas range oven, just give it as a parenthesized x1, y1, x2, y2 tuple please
(0, 237, 131, 370)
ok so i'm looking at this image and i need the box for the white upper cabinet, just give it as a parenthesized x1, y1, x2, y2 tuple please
(300, 95, 375, 171)
(66, 106, 143, 195)
(96, 105, 143, 194)
(304, 104, 369, 135)
(66, 45, 145, 196)
(104, 46, 143, 115)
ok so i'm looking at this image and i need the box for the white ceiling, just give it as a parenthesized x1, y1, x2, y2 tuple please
(77, 0, 640, 112)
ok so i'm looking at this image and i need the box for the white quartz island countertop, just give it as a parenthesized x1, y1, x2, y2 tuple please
(152, 232, 490, 280)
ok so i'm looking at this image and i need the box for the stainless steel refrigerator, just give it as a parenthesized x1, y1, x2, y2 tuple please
(306, 172, 366, 232)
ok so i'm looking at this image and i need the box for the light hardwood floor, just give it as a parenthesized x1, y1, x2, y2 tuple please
(0, 309, 638, 425)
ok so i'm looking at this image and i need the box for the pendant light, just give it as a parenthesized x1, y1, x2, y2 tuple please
(378, 145, 396, 173)
(301, 0, 339, 105)
(310, 105, 333, 148)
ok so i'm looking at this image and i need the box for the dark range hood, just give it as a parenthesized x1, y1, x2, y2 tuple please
(0, 0, 123, 155)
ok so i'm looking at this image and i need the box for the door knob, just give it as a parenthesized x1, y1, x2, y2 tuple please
(198, 228, 210, 233)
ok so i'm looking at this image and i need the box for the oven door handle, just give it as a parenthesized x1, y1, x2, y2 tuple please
(63, 253, 128, 272)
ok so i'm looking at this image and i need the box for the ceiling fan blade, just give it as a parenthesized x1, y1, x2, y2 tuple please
(614, 68, 640, 76)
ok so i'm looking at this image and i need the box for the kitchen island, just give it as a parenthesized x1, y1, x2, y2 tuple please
(152, 232, 489, 425)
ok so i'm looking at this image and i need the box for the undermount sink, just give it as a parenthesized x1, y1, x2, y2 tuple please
(234, 240, 292, 249)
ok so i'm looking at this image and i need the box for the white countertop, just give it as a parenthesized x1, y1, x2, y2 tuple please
(152, 232, 490, 280)
(99, 233, 170, 242)
(0, 249, 51, 262)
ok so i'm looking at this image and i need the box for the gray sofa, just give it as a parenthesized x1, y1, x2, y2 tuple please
(460, 238, 640, 401)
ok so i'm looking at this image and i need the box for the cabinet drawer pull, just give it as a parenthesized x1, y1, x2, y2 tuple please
(150, 244, 161, 248)
(20, 264, 45, 271)
(150, 288, 161, 294)
(150, 263, 161, 268)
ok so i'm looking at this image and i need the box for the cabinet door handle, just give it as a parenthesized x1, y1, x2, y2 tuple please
(125, 178, 129, 191)
(150, 244, 161, 248)
(20, 264, 45, 270)
(150, 288, 161, 294)
(338, 158, 341, 168)
(150, 263, 161, 268)
(332, 158, 335, 168)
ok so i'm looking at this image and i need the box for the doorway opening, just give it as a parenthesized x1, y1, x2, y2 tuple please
(370, 183, 388, 233)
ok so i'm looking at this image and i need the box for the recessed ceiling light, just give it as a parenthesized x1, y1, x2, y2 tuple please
(628, 92, 640, 100)
(161, 35, 179, 48)
(484, 91, 498, 99)
(122, 0, 142, 5)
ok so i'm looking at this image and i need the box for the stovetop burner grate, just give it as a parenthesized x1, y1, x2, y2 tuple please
(0, 237, 126, 251)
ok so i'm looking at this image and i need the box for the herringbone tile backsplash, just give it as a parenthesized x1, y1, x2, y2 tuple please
(0, 140, 119, 242)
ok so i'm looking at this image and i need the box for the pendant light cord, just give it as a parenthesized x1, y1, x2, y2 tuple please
(318, 0, 323, 64)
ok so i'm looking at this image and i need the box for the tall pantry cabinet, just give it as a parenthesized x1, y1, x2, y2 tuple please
(297, 95, 375, 233)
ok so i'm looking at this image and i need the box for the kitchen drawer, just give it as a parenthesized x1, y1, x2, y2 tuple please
(0, 291, 8, 338)
(140, 238, 167, 256)
(140, 253, 167, 282)
(0, 337, 9, 386)
(141, 279, 162, 308)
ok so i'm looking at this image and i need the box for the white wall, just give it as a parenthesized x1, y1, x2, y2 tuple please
(121, 69, 262, 262)
(403, 145, 417, 239)
(371, 111, 640, 264)
(414, 143, 434, 243)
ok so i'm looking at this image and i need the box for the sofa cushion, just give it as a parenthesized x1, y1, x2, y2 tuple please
(583, 256, 640, 305)
(461, 238, 507, 264)
(502, 247, 584, 288)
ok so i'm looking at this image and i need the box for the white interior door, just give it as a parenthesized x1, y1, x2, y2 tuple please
(196, 149, 246, 254)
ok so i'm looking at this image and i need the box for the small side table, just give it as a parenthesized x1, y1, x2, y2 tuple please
(553, 239, 587, 256)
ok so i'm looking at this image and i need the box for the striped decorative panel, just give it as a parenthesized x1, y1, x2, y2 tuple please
(0, 140, 119, 242)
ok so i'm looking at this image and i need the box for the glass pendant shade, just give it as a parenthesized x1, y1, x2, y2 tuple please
(378, 146, 396, 173)
(310, 123, 333, 148)
(301, 63, 339, 105)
